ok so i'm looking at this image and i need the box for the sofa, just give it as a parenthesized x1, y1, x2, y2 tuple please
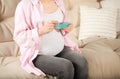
(0, 0, 120, 79)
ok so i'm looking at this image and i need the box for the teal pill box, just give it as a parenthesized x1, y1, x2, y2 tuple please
(55, 22, 70, 30)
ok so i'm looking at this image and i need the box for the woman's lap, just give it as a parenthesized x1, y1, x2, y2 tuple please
(33, 46, 88, 79)
(33, 54, 74, 79)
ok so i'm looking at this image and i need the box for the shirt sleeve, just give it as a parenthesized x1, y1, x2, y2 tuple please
(13, 2, 40, 48)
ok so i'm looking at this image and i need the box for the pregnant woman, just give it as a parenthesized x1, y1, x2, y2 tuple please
(14, 0, 88, 79)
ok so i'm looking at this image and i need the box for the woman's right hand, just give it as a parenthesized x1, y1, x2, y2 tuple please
(38, 20, 57, 36)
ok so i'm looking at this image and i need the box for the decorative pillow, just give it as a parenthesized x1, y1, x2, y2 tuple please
(101, 0, 120, 32)
(78, 6, 117, 40)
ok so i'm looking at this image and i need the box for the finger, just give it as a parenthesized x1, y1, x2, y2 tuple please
(47, 25, 54, 30)
(48, 27, 54, 32)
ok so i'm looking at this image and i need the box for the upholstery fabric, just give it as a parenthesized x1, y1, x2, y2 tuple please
(64, 0, 99, 28)
(69, 28, 120, 79)
(0, 17, 14, 42)
(0, 0, 20, 42)
(0, 41, 20, 56)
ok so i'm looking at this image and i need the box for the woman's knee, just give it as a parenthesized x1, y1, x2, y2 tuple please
(73, 55, 88, 72)
(78, 56, 88, 76)
(80, 55, 88, 69)
(58, 59, 74, 79)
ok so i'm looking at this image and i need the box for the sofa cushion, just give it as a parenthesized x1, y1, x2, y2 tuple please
(0, 0, 20, 21)
(0, 41, 20, 57)
(0, 0, 20, 42)
(63, 0, 99, 27)
(68, 0, 98, 9)
(0, 17, 15, 42)
(0, 57, 55, 79)
(81, 40, 120, 78)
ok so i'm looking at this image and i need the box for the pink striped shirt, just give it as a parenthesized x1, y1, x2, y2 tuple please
(14, 0, 79, 76)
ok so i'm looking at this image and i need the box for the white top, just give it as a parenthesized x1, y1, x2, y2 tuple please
(38, 8, 64, 56)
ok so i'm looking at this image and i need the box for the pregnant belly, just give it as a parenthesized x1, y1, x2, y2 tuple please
(39, 30, 64, 56)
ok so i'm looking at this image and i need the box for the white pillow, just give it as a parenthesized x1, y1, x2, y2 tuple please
(78, 6, 117, 40)
(101, 0, 120, 32)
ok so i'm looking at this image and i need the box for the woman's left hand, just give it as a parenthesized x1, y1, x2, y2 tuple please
(62, 24, 74, 33)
